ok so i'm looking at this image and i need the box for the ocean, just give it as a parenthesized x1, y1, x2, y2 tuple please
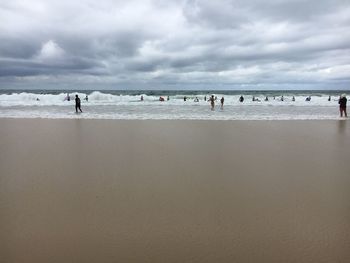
(0, 90, 347, 120)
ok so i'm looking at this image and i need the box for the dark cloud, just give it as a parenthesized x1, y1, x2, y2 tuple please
(0, 0, 349, 89)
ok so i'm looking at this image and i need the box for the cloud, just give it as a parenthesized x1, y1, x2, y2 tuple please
(36, 40, 65, 61)
(0, 0, 350, 89)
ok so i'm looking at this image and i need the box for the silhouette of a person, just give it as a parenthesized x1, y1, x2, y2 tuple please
(75, 95, 82, 113)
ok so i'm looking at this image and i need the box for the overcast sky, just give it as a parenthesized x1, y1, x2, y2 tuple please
(0, 0, 350, 90)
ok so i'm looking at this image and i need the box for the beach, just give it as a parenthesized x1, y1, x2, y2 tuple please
(0, 118, 349, 262)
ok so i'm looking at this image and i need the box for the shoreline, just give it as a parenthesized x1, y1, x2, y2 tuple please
(0, 116, 348, 121)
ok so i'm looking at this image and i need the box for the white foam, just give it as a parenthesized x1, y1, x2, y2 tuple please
(0, 91, 340, 107)
(0, 91, 344, 120)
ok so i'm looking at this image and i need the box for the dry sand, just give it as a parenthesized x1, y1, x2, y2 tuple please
(0, 119, 350, 263)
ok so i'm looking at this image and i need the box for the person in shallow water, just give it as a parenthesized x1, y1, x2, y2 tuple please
(239, 95, 244, 102)
(338, 94, 347, 117)
(210, 95, 215, 110)
(75, 95, 82, 113)
(220, 97, 224, 109)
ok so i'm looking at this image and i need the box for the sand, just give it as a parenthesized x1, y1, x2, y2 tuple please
(0, 118, 349, 263)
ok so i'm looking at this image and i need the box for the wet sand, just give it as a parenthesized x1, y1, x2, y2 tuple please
(0, 119, 350, 263)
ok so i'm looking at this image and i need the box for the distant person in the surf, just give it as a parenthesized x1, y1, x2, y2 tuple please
(159, 97, 165, 102)
(66, 93, 70, 101)
(140, 95, 144, 101)
(167, 96, 170, 101)
(209, 95, 215, 110)
(338, 94, 347, 117)
(281, 96, 284, 101)
(292, 96, 295, 101)
(85, 95, 88, 102)
(220, 97, 224, 109)
(184, 96, 187, 101)
(194, 97, 199, 102)
(265, 96, 269, 101)
(239, 96, 244, 103)
(328, 96, 331, 101)
(204, 96, 207, 101)
(75, 95, 82, 113)
(305, 96, 311, 101)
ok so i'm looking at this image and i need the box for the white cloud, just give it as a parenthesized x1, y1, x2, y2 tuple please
(36, 40, 65, 61)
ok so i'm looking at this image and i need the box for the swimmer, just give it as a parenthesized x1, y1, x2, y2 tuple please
(209, 95, 215, 110)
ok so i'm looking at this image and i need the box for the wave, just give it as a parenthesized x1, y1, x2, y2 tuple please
(0, 91, 342, 107)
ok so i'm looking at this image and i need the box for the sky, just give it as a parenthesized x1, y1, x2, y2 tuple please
(0, 0, 350, 90)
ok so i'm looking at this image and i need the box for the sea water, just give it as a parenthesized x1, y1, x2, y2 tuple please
(0, 90, 347, 120)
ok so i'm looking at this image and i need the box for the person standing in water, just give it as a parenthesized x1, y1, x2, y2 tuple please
(338, 94, 347, 117)
(209, 95, 215, 110)
(220, 97, 224, 109)
(239, 95, 244, 102)
(75, 95, 82, 113)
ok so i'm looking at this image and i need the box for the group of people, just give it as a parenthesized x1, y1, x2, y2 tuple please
(206, 94, 347, 117)
(208, 95, 225, 110)
(67, 93, 347, 117)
